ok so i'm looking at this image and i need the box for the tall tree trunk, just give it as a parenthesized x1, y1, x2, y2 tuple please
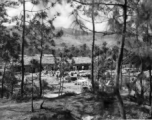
(111, 61, 113, 81)
(58, 59, 62, 96)
(10, 62, 14, 97)
(21, 0, 25, 97)
(53, 52, 57, 76)
(91, 0, 95, 92)
(61, 78, 64, 95)
(120, 64, 123, 88)
(39, 17, 44, 97)
(1, 62, 7, 98)
(140, 62, 144, 99)
(97, 48, 100, 81)
(128, 69, 130, 82)
(31, 71, 34, 112)
(149, 66, 152, 106)
(149, 65, 152, 117)
(40, 65, 45, 109)
(11, 84, 13, 97)
(58, 77, 62, 96)
(39, 49, 43, 97)
(114, 0, 127, 119)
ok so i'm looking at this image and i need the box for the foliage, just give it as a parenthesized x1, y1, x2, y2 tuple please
(94, 42, 118, 82)
(56, 44, 91, 57)
(11, 84, 40, 101)
(63, 91, 77, 96)
(4, 71, 18, 88)
(1, 0, 152, 119)
(23, 84, 40, 97)
(11, 91, 22, 101)
(30, 58, 39, 73)
(0, 1, 20, 62)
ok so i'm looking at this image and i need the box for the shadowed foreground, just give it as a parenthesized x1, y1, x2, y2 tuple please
(0, 92, 150, 120)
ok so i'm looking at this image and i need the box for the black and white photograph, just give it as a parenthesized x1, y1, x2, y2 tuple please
(0, 0, 152, 119)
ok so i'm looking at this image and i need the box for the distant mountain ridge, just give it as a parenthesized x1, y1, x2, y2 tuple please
(55, 27, 120, 48)
(6, 25, 120, 49)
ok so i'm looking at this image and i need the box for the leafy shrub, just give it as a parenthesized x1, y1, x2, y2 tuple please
(31, 110, 74, 120)
(96, 91, 115, 108)
(64, 91, 77, 96)
(0, 87, 10, 98)
(81, 86, 89, 93)
(11, 91, 22, 101)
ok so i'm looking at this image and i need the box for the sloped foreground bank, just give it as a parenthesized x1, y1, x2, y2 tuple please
(0, 92, 150, 120)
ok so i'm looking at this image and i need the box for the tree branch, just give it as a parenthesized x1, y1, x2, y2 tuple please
(72, 0, 124, 7)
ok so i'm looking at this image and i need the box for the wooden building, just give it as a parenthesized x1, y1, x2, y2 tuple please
(16, 55, 91, 73)
(72, 57, 91, 70)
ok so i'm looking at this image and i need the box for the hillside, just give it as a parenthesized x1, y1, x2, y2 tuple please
(7, 26, 120, 49)
(55, 27, 120, 48)
(55, 28, 141, 50)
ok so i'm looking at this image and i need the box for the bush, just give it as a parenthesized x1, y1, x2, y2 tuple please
(31, 110, 74, 120)
(96, 91, 115, 109)
(11, 84, 40, 101)
(64, 91, 77, 96)
(94, 81, 100, 91)
(11, 91, 22, 101)
(0, 87, 10, 98)
(81, 86, 89, 93)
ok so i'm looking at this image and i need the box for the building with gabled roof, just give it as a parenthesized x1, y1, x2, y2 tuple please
(16, 54, 91, 72)
(72, 57, 91, 70)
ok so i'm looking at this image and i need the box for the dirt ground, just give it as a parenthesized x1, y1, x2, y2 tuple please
(0, 75, 150, 120)
(0, 92, 150, 120)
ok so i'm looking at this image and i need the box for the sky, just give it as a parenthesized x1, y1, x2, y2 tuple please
(5, 0, 108, 31)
